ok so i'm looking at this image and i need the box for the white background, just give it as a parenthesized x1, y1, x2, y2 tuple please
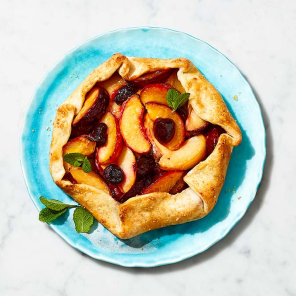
(1, 0, 296, 295)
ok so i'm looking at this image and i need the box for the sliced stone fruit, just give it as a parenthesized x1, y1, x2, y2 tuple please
(72, 86, 109, 137)
(145, 102, 185, 151)
(120, 94, 151, 154)
(140, 83, 172, 106)
(186, 105, 210, 135)
(169, 178, 187, 194)
(97, 73, 127, 100)
(117, 146, 137, 193)
(159, 135, 206, 170)
(165, 70, 186, 93)
(141, 170, 185, 194)
(96, 112, 123, 165)
(70, 169, 110, 194)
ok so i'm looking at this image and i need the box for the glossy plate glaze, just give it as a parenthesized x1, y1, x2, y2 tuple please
(20, 27, 266, 267)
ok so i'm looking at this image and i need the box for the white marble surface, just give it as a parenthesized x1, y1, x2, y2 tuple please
(1, 0, 296, 295)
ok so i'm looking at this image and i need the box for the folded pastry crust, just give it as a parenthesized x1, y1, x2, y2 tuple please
(49, 54, 242, 239)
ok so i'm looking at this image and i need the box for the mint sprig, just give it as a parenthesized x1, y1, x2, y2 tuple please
(39, 207, 68, 222)
(38, 197, 94, 233)
(73, 207, 94, 233)
(166, 89, 190, 111)
(63, 153, 92, 173)
(40, 196, 76, 211)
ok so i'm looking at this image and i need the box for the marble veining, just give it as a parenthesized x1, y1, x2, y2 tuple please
(1, 0, 296, 295)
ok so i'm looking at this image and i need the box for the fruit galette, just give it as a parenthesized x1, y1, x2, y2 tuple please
(49, 53, 242, 239)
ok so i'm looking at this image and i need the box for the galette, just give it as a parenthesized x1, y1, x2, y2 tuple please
(49, 53, 242, 239)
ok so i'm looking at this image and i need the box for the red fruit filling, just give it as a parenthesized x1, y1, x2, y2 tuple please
(205, 126, 225, 156)
(114, 83, 135, 105)
(85, 122, 108, 146)
(65, 71, 227, 203)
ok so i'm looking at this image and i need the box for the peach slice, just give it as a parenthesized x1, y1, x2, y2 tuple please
(97, 73, 126, 100)
(140, 83, 172, 106)
(120, 95, 151, 154)
(107, 101, 122, 119)
(63, 136, 96, 172)
(117, 146, 137, 193)
(98, 73, 135, 105)
(169, 178, 186, 194)
(186, 105, 210, 135)
(144, 114, 169, 161)
(145, 102, 185, 150)
(129, 69, 174, 89)
(142, 170, 185, 194)
(72, 86, 109, 136)
(97, 112, 123, 164)
(165, 70, 186, 93)
(159, 135, 206, 170)
(70, 169, 110, 194)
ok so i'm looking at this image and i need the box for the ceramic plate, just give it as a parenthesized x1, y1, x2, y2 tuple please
(20, 27, 266, 267)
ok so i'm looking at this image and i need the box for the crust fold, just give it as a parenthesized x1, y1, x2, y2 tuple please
(49, 53, 242, 239)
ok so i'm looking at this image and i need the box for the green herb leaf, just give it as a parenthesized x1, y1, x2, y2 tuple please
(166, 89, 190, 111)
(73, 207, 94, 233)
(73, 160, 82, 167)
(82, 157, 92, 173)
(40, 196, 76, 211)
(39, 207, 68, 223)
(63, 153, 85, 166)
(175, 93, 190, 109)
(166, 89, 180, 110)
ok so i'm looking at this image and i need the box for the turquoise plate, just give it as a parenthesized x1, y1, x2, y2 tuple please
(20, 27, 266, 267)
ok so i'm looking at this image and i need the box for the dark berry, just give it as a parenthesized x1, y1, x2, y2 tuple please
(103, 164, 124, 185)
(153, 118, 175, 144)
(109, 185, 123, 201)
(71, 123, 96, 138)
(85, 122, 108, 146)
(114, 83, 135, 105)
(136, 156, 156, 178)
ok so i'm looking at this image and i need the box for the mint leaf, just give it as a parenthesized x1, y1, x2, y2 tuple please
(39, 207, 68, 222)
(64, 153, 85, 166)
(166, 89, 180, 110)
(73, 207, 94, 233)
(166, 89, 190, 111)
(73, 160, 82, 167)
(175, 93, 190, 109)
(82, 157, 92, 173)
(40, 196, 76, 211)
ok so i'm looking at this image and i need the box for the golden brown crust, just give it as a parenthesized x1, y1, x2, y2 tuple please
(119, 188, 204, 238)
(49, 53, 242, 239)
(50, 104, 75, 182)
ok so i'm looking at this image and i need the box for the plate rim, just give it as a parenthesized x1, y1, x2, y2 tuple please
(20, 26, 266, 268)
